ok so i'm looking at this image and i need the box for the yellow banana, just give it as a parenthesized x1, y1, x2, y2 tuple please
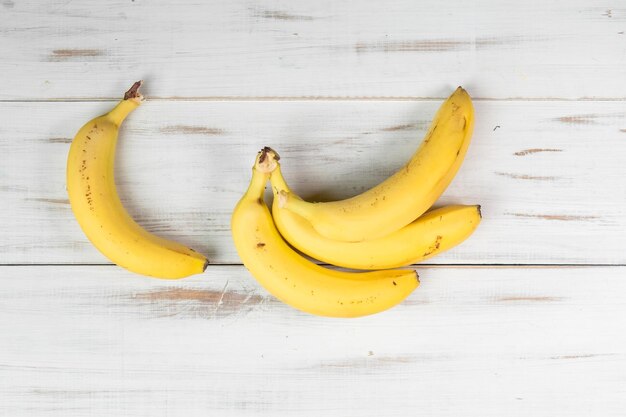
(66, 81, 208, 279)
(267, 152, 481, 269)
(281, 87, 474, 242)
(231, 148, 419, 318)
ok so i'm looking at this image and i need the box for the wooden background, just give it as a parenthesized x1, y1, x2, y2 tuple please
(1, 1, 626, 415)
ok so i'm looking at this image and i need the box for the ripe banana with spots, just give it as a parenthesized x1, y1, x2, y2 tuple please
(281, 87, 475, 242)
(230, 148, 419, 318)
(66, 82, 208, 279)
(265, 149, 481, 269)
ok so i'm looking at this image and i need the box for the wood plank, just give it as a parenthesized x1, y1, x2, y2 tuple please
(0, 265, 625, 416)
(1, 0, 625, 99)
(1, 100, 625, 265)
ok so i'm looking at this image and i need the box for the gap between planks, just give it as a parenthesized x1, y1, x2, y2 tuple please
(3, 97, 626, 103)
(0, 263, 624, 268)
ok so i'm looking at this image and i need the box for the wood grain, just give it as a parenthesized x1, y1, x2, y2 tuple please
(0, 265, 625, 416)
(1, 99, 625, 265)
(3, 1, 625, 415)
(1, 0, 626, 99)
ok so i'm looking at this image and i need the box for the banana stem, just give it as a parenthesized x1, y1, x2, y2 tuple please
(279, 192, 314, 220)
(245, 169, 269, 201)
(256, 146, 280, 173)
(107, 81, 143, 126)
(124, 81, 143, 100)
(245, 147, 283, 202)
(269, 165, 289, 192)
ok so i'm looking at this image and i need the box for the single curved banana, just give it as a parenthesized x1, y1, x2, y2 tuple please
(231, 148, 419, 318)
(281, 87, 474, 242)
(66, 81, 208, 279)
(266, 151, 481, 269)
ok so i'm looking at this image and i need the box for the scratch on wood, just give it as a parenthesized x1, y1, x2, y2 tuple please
(0, 185, 27, 193)
(32, 388, 102, 397)
(160, 125, 225, 136)
(135, 288, 266, 318)
(514, 148, 562, 156)
(357, 40, 461, 52)
(401, 299, 431, 306)
(49, 137, 73, 144)
(586, 7, 626, 21)
(355, 37, 520, 53)
(495, 172, 559, 181)
(375, 356, 414, 364)
(3, 0, 15, 8)
(497, 296, 563, 302)
(380, 121, 428, 132)
(506, 212, 599, 221)
(136, 288, 234, 303)
(555, 115, 597, 125)
(49, 49, 104, 61)
(318, 356, 415, 369)
(550, 353, 616, 360)
(254, 9, 315, 21)
(25, 197, 70, 205)
(214, 280, 229, 315)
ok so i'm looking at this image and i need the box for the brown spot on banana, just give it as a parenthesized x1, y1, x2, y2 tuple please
(423, 235, 442, 257)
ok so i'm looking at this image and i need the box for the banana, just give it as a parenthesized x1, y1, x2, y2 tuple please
(66, 81, 208, 279)
(281, 87, 474, 242)
(230, 148, 419, 318)
(266, 151, 481, 269)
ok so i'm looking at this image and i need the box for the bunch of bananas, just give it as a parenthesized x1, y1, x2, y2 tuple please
(66, 83, 479, 318)
(232, 87, 480, 318)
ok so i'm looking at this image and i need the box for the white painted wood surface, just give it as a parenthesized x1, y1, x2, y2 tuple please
(2, 0, 626, 415)
(1, 0, 626, 99)
(1, 100, 625, 264)
(1, 266, 625, 417)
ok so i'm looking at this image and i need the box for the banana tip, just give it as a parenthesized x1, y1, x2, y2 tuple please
(414, 270, 420, 284)
(476, 204, 482, 219)
(202, 258, 209, 272)
(451, 86, 472, 104)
